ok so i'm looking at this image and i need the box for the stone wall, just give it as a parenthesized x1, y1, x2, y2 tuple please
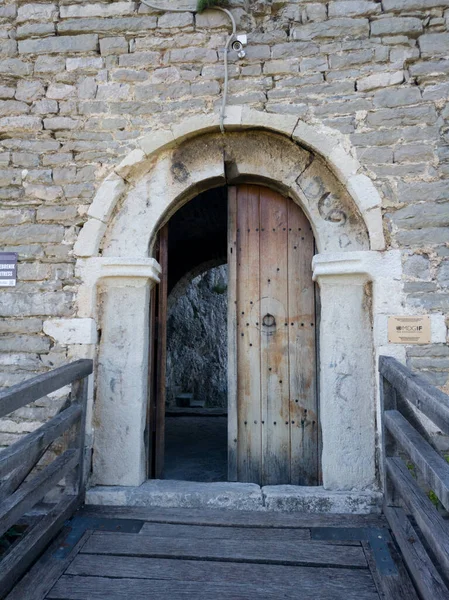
(0, 0, 448, 446)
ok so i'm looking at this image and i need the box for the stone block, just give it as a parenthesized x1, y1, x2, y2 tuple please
(19, 35, 99, 55)
(196, 9, 229, 28)
(158, 12, 193, 28)
(18, 262, 50, 281)
(86, 480, 264, 510)
(391, 202, 449, 230)
(0, 208, 33, 226)
(0, 169, 22, 186)
(384, 0, 447, 9)
(263, 487, 382, 514)
(403, 254, 430, 280)
(43, 318, 98, 345)
(356, 71, 403, 92)
(44, 117, 80, 131)
(0, 292, 74, 317)
(0, 86, 14, 100)
(16, 24, 55, 40)
(46, 84, 76, 100)
(347, 174, 381, 212)
(303, 3, 327, 22)
(0, 334, 50, 353)
(60, 2, 137, 19)
(12, 153, 39, 168)
(419, 33, 449, 58)
(35, 56, 66, 74)
(31, 98, 58, 114)
(0, 224, 64, 245)
(114, 148, 147, 181)
(57, 17, 157, 35)
(0, 319, 43, 335)
(396, 228, 449, 247)
(66, 57, 104, 72)
(272, 42, 319, 60)
(328, 1, 381, 17)
(0, 101, 30, 117)
(422, 82, 449, 102)
(371, 18, 423, 37)
(394, 144, 435, 163)
(438, 261, 449, 286)
(96, 83, 131, 101)
(366, 105, 437, 127)
(17, 3, 57, 23)
(138, 128, 177, 156)
(0, 116, 43, 132)
(0, 5, 17, 18)
(398, 181, 449, 204)
(88, 174, 126, 223)
(373, 87, 421, 108)
(0, 59, 32, 77)
(166, 48, 217, 63)
(37, 206, 78, 223)
(241, 107, 299, 137)
(292, 18, 369, 41)
(73, 219, 106, 257)
(118, 52, 160, 68)
(0, 39, 18, 57)
(100, 37, 128, 56)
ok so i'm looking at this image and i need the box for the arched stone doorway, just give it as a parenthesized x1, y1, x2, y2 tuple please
(150, 183, 319, 487)
(73, 109, 402, 498)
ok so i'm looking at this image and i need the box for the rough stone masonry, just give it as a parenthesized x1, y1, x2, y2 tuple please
(0, 0, 448, 448)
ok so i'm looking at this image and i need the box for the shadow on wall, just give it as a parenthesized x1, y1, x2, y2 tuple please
(166, 265, 228, 410)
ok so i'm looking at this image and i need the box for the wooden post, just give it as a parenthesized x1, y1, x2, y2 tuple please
(380, 374, 399, 507)
(67, 376, 89, 496)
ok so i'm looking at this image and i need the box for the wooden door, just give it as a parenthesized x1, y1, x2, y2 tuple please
(228, 185, 318, 486)
(148, 224, 168, 479)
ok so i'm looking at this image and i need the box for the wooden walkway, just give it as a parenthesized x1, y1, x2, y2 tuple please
(7, 506, 419, 600)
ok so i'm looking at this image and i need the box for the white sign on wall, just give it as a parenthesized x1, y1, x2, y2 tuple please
(0, 253, 18, 287)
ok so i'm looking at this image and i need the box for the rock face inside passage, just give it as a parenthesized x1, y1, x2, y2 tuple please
(166, 265, 228, 409)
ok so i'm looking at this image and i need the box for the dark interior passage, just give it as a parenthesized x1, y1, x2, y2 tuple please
(165, 416, 227, 482)
(163, 187, 228, 482)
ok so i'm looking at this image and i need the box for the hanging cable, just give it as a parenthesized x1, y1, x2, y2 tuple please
(140, 1, 236, 133)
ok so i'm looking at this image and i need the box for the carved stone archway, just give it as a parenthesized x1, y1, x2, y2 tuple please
(66, 108, 404, 497)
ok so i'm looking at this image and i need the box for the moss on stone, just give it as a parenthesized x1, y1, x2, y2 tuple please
(196, 0, 228, 13)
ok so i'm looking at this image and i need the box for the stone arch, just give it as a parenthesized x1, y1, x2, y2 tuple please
(72, 108, 401, 504)
(74, 106, 385, 260)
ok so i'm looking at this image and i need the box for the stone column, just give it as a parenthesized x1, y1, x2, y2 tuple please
(76, 258, 161, 487)
(313, 254, 376, 491)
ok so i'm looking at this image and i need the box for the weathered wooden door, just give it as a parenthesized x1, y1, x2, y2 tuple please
(228, 185, 318, 486)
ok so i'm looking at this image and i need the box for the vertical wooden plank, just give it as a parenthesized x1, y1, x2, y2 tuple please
(227, 187, 238, 482)
(260, 188, 290, 485)
(236, 185, 262, 483)
(287, 203, 318, 486)
(314, 263, 323, 485)
(381, 376, 399, 506)
(154, 225, 168, 479)
(66, 376, 88, 495)
(147, 283, 157, 479)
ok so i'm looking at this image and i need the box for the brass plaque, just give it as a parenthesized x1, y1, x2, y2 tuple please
(388, 316, 431, 344)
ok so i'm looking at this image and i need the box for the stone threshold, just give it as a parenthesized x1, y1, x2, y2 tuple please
(85, 480, 383, 514)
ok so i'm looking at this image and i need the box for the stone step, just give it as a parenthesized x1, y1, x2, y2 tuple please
(85, 480, 382, 515)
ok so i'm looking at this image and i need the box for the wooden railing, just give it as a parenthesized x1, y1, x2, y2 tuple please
(0, 359, 93, 598)
(380, 355, 449, 600)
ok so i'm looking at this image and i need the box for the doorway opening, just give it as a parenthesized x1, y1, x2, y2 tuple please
(150, 187, 229, 482)
(149, 184, 319, 486)
(165, 265, 228, 482)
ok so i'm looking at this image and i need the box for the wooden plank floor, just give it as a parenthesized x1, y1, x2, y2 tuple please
(7, 506, 419, 600)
